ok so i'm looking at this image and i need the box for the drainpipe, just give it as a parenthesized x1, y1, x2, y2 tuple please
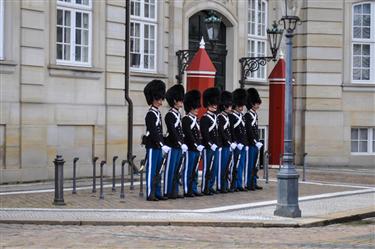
(124, 0, 135, 190)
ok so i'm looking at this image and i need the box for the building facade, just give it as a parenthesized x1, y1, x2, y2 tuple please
(0, 0, 374, 183)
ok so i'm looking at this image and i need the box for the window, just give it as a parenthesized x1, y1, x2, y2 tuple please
(351, 127, 375, 154)
(258, 126, 268, 150)
(0, 0, 4, 60)
(130, 0, 157, 72)
(247, 0, 267, 80)
(352, 2, 375, 83)
(56, 0, 92, 66)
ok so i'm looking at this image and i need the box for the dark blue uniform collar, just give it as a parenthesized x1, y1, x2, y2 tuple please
(150, 105, 159, 112)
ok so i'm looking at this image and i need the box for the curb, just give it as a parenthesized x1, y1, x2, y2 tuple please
(1, 207, 374, 228)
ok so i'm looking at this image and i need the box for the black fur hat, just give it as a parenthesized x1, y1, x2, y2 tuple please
(143, 80, 166, 105)
(184, 90, 201, 113)
(219, 91, 232, 112)
(203, 87, 221, 108)
(246, 88, 262, 109)
(165, 84, 185, 107)
(232, 88, 247, 107)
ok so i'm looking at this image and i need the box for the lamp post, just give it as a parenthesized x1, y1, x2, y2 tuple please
(175, 11, 222, 84)
(239, 21, 283, 89)
(274, 0, 302, 218)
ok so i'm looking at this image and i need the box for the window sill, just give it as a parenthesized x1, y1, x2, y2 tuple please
(48, 64, 104, 80)
(342, 83, 375, 92)
(0, 60, 17, 74)
(351, 153, 375, 156)
(245, 79, 269, 86)
(130, 71, 168, 79)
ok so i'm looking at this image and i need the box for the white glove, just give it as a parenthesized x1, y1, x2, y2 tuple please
(197, 145, 205, 152)
(237, 143, 244, 151)
(162, 145, 171, 154)
(181, 144, 188, 153)
(255, 142, 263, 149)
(230, 143, 237, 151)
(210, 144, 218, 151)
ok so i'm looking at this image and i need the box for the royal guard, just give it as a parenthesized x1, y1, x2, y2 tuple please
(164, 84, 187, 199)
(229, 88, 248, 192)
(217, 91, 237, 193)
(200, 87, 221, 195)
(182, 90, 205, 197)
(143, 80, 170, 201)
(245, 88, 263, 190)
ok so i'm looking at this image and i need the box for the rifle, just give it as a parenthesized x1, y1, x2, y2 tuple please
(223, 149, 234, 190)
(203, 152, 215, 194)
(250, 148, 260, 188)
(230, 150, 242, 190)
(171, 151, 186, 198)
(150, 152, 168, 199)
(188, 151, 201, 195)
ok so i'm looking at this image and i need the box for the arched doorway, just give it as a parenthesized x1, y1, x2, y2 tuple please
(189, 10, 227, 90)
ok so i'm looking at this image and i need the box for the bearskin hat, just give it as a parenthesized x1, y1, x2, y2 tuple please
(184, 90, 201, 113)
(232, 88, 247, 107)
(203, 87, 221, 108)
(246, 88, 262, 109)
(143, 80, 166, 105)
(219, 91, 232, 112)
(165, 84, 185, 107)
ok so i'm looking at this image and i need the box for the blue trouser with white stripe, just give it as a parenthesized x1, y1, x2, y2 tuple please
(202, 148, 219, 192)
(146, 148, 163, 199)
(164, 147, 182, 196)
(234, 147, 247, 189)
(183, 150, 200, 194)
(218, 146, 231, 191)
(246, 145, 258, 187)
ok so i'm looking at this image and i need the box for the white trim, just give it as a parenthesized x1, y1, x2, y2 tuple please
(247, 0, 268, 80)
(186, 70, 216, 75)
(147, 148, 152, 197)
(0, 0, 4, 60)
(350, 127, 375, 155)
(56, 2, 92, 67)
(269, 78, 286, 82)
(130, 0, 157, 72)
(351, 2, 375, 84)
(186, 75, 216, 78)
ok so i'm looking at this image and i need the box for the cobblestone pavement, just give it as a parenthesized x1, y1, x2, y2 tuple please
(0, 180, 361, 210)
(0, 219, 374, 249)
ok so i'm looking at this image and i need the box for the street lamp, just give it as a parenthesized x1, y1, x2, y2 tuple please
(274, 0, 302, 218)
(175, 11, 223, 84)
(239, 21, 283, 89)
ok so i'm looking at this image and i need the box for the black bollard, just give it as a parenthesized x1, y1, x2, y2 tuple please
(129, 155, 136, 190)
(53, 155, 65, 205)
(303, 153, 308, 182)
(99, 160, 106, 199)
(72, 157, 79, 194)
(112, 156, 118, 192)
(120, 160, 126, 199)
(92, 157, 99, 193)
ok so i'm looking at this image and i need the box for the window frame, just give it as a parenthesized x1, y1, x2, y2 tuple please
(130, 0, 157, 73)
(351, 2, 375, 84)
(351, 127, 375, 155)
(247, 0, 268, 81)
(56, 0, 92, 67)
(0, 0, 4, 60)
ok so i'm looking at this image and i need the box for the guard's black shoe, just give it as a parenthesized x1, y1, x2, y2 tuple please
(177, 194, 184, 198)
(248, 185, 256, 191)
(147, 196, 159, 201)
(185, 193, 194, 197)
(234, 188, 240, 192)
(228, 188, 235, 193)
(157, 196, 168, 201)
(209, 189, 218, 194)
(220, 189, 228, 194)
(194, 192, 204, 197)
(238, 187, 245, 192)
(255, 185, 263, 190)
(203, 190, 213, 195)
